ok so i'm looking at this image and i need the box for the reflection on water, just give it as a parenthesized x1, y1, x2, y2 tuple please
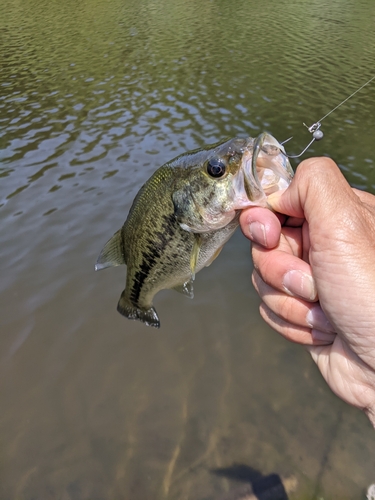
(1, 0, 375, 498)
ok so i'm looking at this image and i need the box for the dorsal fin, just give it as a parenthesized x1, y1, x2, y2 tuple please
(95, 229, 125, 271)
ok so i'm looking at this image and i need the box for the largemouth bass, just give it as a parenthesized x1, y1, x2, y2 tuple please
(96, 133, 293, 328)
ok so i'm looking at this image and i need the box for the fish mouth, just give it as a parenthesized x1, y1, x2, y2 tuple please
(232, 133, 294, 209)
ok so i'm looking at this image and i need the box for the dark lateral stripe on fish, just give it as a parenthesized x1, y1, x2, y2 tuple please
(129, 213, 177, 305)
(130, 248, 159, 305)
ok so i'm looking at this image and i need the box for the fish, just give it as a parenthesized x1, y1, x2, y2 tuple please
(95, 132, 293, 328)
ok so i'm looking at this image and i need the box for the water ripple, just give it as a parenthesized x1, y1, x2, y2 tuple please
(1, 0, 375, 498)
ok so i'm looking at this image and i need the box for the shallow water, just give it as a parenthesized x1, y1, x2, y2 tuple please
(1, 0, 375, 498)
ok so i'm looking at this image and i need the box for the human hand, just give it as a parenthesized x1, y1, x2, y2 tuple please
(240, 157, 375, 426)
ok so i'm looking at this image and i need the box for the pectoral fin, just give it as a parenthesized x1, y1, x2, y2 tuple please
(95, 229, 125, 271)
(190, 234, 202, 280)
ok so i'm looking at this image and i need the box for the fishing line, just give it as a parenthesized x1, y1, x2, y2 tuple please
(283, 74, 375, 158)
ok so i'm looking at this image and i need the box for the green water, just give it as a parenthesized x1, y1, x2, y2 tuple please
(1, 0, 375, 498)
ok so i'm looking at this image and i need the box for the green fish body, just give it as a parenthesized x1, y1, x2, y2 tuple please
(96, 133, 293, 327)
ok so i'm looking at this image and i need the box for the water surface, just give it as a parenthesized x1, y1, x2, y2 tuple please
(1, 0, 375, 498)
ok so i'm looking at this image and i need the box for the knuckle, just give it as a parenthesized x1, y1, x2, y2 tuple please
(278, 295, 295, 322)
(296, 157, 342, 191)
(298, 156, 337, 176)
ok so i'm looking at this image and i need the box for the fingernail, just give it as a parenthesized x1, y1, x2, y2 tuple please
(249, 222, 267, 246)
(306, 305, 335, 333)
(311, 329, 336, 343)
(282, 270, 317, 301)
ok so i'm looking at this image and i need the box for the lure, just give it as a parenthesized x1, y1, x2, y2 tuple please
(283, 74, 375, 158)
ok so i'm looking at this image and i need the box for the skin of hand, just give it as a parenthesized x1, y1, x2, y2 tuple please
(239, 157, 375, 426)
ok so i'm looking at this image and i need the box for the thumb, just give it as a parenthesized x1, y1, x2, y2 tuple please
(267, 157, 356, 224)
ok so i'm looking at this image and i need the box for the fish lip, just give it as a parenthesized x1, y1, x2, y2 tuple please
(232, 133, 294, 209)
(257, 133, 293, 178)
(247, 132, 294, 199)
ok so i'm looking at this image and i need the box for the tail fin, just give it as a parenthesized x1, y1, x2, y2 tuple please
(117, 291, 160, 328)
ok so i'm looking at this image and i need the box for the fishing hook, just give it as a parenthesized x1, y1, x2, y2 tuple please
(284, 121, 324, 159)
(282, 73, 375, 159)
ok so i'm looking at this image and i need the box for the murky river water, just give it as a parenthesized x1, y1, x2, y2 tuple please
(1, 0, 375, 498)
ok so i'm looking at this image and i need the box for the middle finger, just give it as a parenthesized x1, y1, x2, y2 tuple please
(252, 270, 334, 334)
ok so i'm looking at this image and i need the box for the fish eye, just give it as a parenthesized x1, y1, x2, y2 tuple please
(206, 158, 226, 178)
